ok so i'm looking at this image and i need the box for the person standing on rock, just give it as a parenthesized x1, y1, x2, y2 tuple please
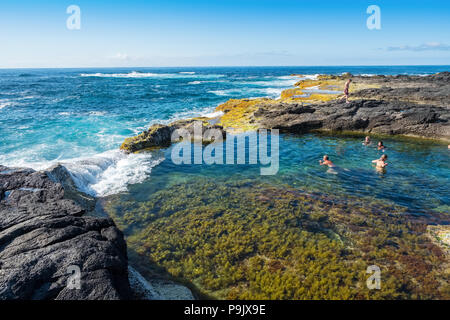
(343, 78, 352, 103)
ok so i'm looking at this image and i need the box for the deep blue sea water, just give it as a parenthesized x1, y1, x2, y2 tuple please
(0, 66, 449, 214)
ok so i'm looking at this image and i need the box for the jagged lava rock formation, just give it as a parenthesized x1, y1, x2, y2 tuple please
(0, 165, 131, 300)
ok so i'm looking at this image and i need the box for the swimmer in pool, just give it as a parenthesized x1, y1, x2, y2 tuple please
(363, 136, 371, 146)
(372, 154, 388, 169)
(319, 155, 335, 167)
(377, 141, 386, 151)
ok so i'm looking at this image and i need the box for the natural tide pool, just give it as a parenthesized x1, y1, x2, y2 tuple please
(111, 133, 449, 215)
(103, 133, 450, 299)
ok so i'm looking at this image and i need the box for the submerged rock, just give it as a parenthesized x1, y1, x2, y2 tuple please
(0, 166, 131, 300)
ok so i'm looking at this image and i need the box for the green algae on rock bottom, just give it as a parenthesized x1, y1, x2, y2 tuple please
(103, 177, 450, 300)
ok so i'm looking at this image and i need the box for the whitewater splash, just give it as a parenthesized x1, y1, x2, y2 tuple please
(80, 71, 224, 79)
(0, 101, 226, 197)
(188, 80, 229, 85)
(64, 150, 164, 197)
(0, 149, 164, 197)
(208, 87, 288, 99)
(80, 71, 162, 78)
(207, 75, 310, 99)
(0, 99, 14, 110)
(154, 106, 224, 125)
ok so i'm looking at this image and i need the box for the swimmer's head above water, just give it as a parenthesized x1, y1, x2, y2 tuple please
(319, 155, 335, 167)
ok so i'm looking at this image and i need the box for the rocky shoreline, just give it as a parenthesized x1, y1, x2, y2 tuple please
(0, 165, 194, 300)
(120, 72, 450, 153)
(0, 165, 130, 299)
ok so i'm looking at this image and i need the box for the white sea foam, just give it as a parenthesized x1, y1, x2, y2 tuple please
(207, 75, 305, 99)
(179, 71, 196, 74)
(80, 71, 224, 79)
(243, 79, 298, 87)
(0, 99, 14, 110)
(208, 87, 285, 99)
(0, 149, 163, 197)
(158, 106, 222, 124)
(188, 80, 228, 85)
(208, 90, 228, 96)
(80, 71, 160, 78)
(20, 95, 38, 100)
(201, 110, 224, 118)
(88, 111, 108, 116)
(302, 74, 319, 80)
(63, 150, 163, 197)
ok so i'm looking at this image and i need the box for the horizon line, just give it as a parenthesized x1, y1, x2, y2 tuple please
(1, 64, 450, 70)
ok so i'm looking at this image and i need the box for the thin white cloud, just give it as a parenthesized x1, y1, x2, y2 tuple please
(107, 53, 132, 60)
(387, 42, 450, 51)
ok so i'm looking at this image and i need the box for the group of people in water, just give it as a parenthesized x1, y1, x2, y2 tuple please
(319, 79, 393, 172)
(319, 136, 388, 172)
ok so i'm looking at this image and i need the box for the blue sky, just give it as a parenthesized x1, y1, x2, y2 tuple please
(1, 0, 450, 67)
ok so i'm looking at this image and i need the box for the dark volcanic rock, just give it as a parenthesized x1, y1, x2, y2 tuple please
(0, 166, 131, 300)
(46, 164, 96, 212)
(257, 73, 450, 140)
(120, 124, 174, 153)
(120, 118, 224, 153)
(257, 99, 450, 140)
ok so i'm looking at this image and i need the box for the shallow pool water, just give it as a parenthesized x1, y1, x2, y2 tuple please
(121, 133, 449, 216)
(103, 132, 449, 299)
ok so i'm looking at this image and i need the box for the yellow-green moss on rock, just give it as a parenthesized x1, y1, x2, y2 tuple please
(120, 124, 173, 153)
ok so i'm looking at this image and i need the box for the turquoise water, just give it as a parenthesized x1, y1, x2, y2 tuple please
(124, 133, 450, 215)
(0, 66, 449, 214)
